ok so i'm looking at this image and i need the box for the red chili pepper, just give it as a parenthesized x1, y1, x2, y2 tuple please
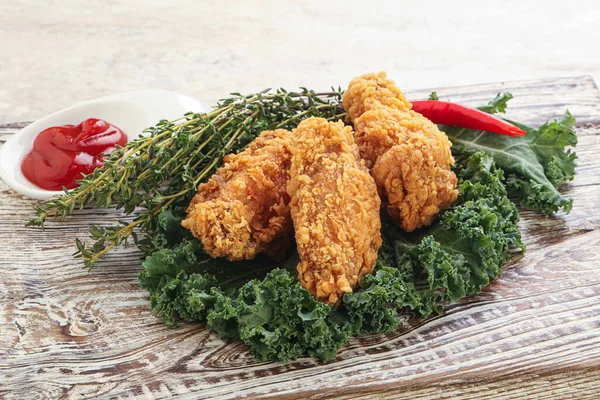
(411, 100, 527, 137)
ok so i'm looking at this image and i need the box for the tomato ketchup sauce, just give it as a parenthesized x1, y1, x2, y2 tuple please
(21, 118, 127, 191)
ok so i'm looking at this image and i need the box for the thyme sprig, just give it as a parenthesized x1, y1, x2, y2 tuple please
(28, 88, 345, 269)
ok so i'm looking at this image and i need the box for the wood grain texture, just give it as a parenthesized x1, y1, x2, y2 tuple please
(1, 76, 599, 399)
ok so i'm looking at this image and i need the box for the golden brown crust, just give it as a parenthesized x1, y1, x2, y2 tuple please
(287, 118, 382, 306)
(342, 71, 412, 122)
(354, 107, 458, 231)
(346, 73, 459, 232)
(371, 136, 458, 232)
(181, 129, 294, 261)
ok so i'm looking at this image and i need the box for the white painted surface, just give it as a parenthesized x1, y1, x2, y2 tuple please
(1, 0, 599, 123)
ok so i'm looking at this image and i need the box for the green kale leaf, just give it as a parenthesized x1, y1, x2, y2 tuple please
(208, 269, 350, 362)
(380, 152, 523, 308)
(477, 92, 514, 114)
(341, 241, 441, 335)
(443, 111, 577, 214)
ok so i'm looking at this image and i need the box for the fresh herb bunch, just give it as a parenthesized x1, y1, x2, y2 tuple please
(27, 88, 346, 269)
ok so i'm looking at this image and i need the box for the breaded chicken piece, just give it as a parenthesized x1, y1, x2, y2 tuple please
(354, 107, 458, 232)
(363, 110, 458, 230)
(182, 129, 293, 261)
(287, 118, 382, 306)
(343, 71, 412, 122)
(345, 73, 458, 232)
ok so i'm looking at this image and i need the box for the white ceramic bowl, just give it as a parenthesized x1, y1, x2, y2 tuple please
(0, 90, 211, 200)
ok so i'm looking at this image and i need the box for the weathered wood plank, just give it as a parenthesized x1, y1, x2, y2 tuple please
(1, 76, 599, 399)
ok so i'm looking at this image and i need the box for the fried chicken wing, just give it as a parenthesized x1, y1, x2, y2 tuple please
(345, 73, 458, 232)
(182, 129, 293, 261)
(343, 71, 412, 122)
(287, 118, 382, 306)
(364, 110, 458, 230)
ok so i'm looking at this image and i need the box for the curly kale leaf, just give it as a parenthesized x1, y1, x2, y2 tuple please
(340, 153, 522, 338)
(138, 239, 212, 296)
(477, 92, 514, 114)
(383, 153, 523, 306)
(144, 270, 224, 328)
(433, 152, 523, 288)
(209, 269, 350, 362)
(140, 244, 351, 361)
(138, 238, 228, 327)
(138, 235, 281, 328)
(443, 108, 577, 214)
(341, 241, 442, 335)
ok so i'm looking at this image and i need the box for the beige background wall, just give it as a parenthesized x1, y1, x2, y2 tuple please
(1, 0, 599, 123)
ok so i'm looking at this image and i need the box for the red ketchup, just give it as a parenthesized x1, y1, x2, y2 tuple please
(21, 118, 127, 191)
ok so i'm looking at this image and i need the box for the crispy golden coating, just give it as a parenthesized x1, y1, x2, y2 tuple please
(374, 129, 457, 232)
(351, 108, 423, 169)
(342, 71, 412, 122)
(353, 107, 458, 231)
(287, 118, 382, 306)
(345, 71, 459, 232)
(182, 129, 293, 261)
(354, 107, 454, 168)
